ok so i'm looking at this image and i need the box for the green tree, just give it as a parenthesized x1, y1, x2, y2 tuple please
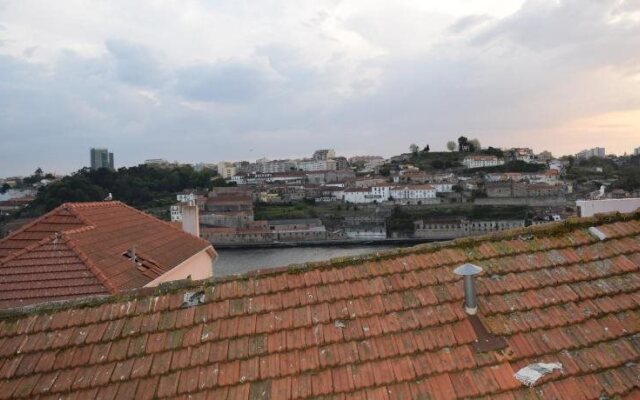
(458, 136, 469, 152)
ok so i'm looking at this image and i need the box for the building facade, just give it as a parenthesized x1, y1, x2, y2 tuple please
(576, 147, 605, 160)
(312, 149, 336, 161)
(217, 162, 237, 179)
(90, 148, 114, 170)
(414, 218, 525, 239)
(296, 159, 337, 171)
(462, 155, 504, 169)
(343, 184, 436, 204)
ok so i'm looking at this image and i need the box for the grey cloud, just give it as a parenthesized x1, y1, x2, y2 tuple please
(447, 14, 493, 35)
(255, 44, 320, 90)
(2, 1, 640, 176)
(613, 0, 640, 14)
(22, 46, 37, 58)
(173, 62, 269, 103)
(105, 39, 164, 87)
(472, 0, 640, 70)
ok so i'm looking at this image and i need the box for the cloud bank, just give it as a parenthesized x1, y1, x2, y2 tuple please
(1, 0, 639, 175)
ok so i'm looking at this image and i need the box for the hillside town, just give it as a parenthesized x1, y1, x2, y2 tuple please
(2, 142, 640, 398)
(4, 1, 640, 398)
(151, 140, 639, 247)
(4, 141, 640, 247)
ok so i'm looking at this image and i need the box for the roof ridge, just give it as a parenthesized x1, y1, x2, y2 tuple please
(0, 203, 85, 254)
(0, 233, 61, 265)
(64, 202, 100, 227)
(99, 200, 213, 248)
(65, 201, 122, 208)
(61, 233, 118, 293)
(0, 210, 637, 318)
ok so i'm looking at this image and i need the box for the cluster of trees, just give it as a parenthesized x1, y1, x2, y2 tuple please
(611, 167, 640, 192)
(446, 136, 481, 153)
(22, 167, 56, 185)
(409, 136, 483, 154)
(409, 144, 430, 154)
(25, 165, 218, 215)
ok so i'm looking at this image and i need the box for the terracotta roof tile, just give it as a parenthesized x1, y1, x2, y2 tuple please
(0, 202, 213, 309)
(1, 213, 640, 397)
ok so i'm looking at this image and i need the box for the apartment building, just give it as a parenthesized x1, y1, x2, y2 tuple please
(576, 147, 605, 160)
(462, 155, 505, 169)
(216, 162, 237, 179)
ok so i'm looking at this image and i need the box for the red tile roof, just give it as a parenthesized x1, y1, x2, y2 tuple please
(0, 202, 213, 309)
(0, 212, 640, 398)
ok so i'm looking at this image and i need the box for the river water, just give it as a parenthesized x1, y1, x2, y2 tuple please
(214, 245, 403, 276)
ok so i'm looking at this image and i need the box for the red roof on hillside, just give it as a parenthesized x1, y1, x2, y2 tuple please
(0, 202, 213, 309)
(0, 213, 640, 398)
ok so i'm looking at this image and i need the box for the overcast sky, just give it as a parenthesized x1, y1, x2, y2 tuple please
(1, 0, 640, 176)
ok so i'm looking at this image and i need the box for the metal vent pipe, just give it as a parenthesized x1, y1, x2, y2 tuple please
(453, 263, 483, 315)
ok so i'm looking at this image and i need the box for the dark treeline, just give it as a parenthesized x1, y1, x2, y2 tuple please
(24, 165, 221, 215)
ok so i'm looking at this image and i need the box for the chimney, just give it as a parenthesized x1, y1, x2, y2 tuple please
(453, 263, 483, 315)
(182, 200, 200, 238)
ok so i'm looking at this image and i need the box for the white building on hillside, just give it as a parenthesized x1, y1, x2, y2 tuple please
(296, 159, 337, 171)
(343, 185, 436, 204)
(343, 188, 384, 203)
(313, 149, 336, 161)
(170, 204, 182, 222)
(576, 147, 605, 160)
(390, 185, 436, 204)
(217, 162, 237, 179)
(462, 155, 505, 169)
(508, 148, 535, 163)
(429, 182, 454, 192)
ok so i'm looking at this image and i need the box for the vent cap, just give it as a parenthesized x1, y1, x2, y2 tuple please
(454, 263, 483, 276)
(454, 263, 483, 315)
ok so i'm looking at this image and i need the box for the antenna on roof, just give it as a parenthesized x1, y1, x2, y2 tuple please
(453, 263, 483, 315)
(125, 245, 137, 264)
(52, 232, 60, 251)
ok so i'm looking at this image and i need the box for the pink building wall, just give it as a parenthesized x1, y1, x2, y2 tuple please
(144, 247, 216, 287)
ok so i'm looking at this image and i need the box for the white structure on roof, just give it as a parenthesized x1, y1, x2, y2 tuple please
(177, 192, 196, 203)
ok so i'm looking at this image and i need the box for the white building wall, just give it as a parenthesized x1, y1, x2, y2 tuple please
(576, 198, 640, 218)
(170, 205, 182, 222)
(343, 191, 383, 203)
(463, 157, 505, 169)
